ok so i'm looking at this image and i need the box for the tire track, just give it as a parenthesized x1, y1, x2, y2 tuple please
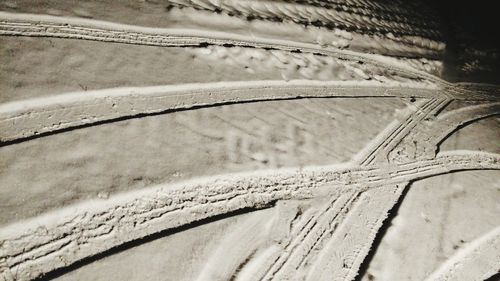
(245, 91, 495, 280)
(424, 225, 500, 281)
(3, 12, 499, 100)
(259, 190, 359, 281)
(3, 150, 492, 281)
(305, 184, 406, 281)
(0, 12, 446, 84)
(355, 97, 451, 166)
(391, 102, 500, 160)
(250, 150, 500, 281)
(252, 151, 500, 281)
(0, 7, 498, 281)
(0, 81, 441, 144)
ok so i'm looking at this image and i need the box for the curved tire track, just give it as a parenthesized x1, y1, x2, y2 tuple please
(0, 12, 446, 84)
(0, 81, 439, 144)
(1, 151, 499, 281)
(390, 102, 500, 161)
(425, 226, 500, 281)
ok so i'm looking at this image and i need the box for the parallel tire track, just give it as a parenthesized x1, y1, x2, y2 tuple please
(355, 97, 451, 166)
(305, 184, 406, 281)
(259, 190, 359, 281)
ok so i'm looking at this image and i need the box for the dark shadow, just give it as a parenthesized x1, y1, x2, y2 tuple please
(435, 0, 500, 84)
(485, 272, 500, 281)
